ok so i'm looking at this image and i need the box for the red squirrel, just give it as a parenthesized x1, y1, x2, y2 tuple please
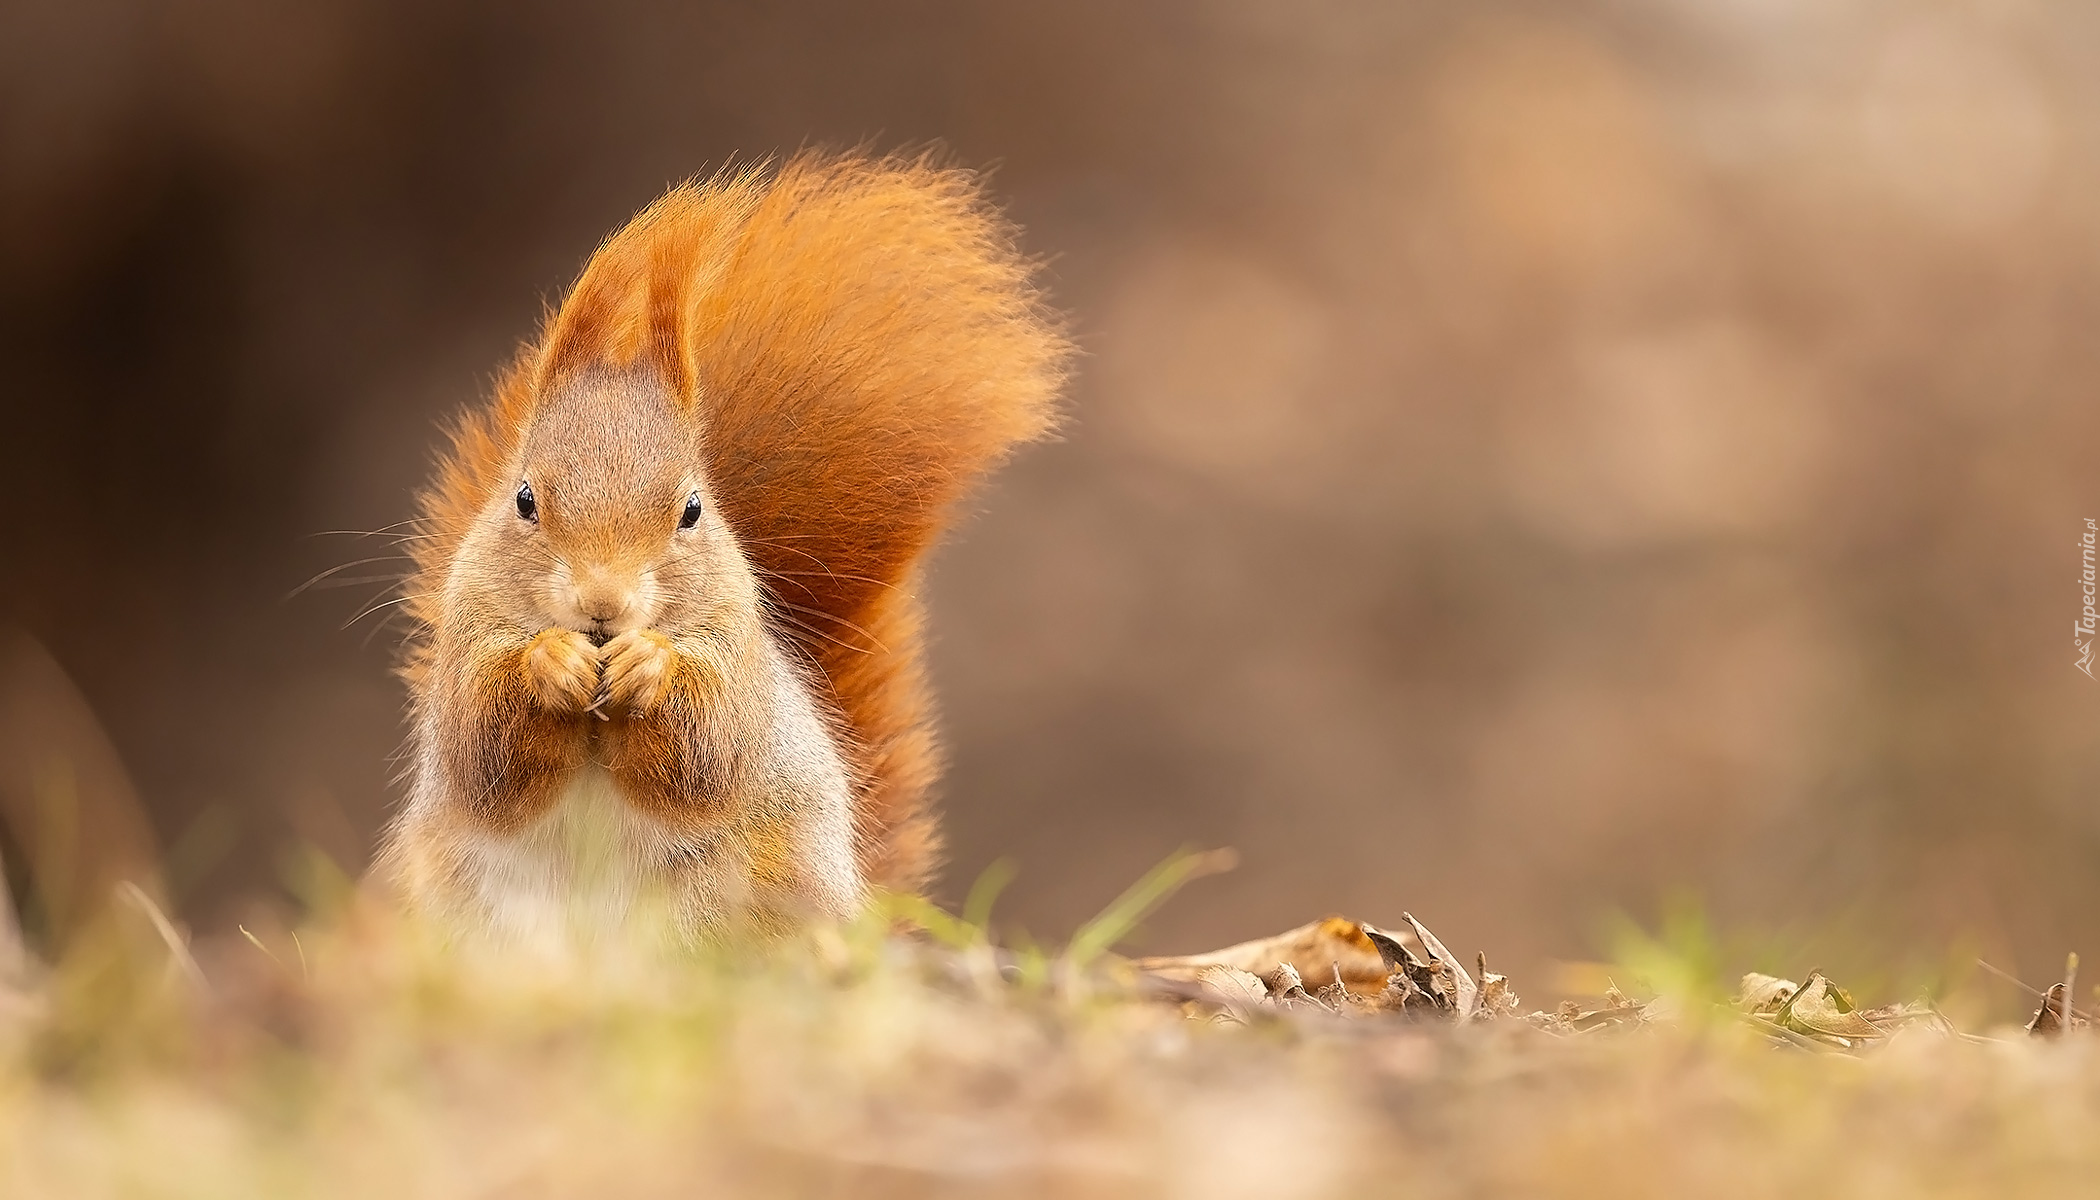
(374, 153, 1070, 949)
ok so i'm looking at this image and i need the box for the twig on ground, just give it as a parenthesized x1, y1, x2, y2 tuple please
(2065, 953, 2080, 1033)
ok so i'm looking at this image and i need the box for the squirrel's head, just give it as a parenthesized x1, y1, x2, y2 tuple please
(461, 371, 751, 645)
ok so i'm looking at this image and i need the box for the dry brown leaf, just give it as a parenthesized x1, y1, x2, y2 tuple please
(1266, 961, 1307, 997)
(1374, 967, 1434, 1016)
(1359, 916, 1484, 1022)
(1134, 916, 1396, 993)
(1194, 965, 1272, 1023)
(1775, 973, 1883, 1041)
(2027, 982, 2069, 1037)
(1361, 924, 1446, 1016)
(1735, 973, 1798, 1015)
(1358, 924, 1424, 976)
(1262, 961, 1329, 1011)
(1402, 913, 1479, 1022)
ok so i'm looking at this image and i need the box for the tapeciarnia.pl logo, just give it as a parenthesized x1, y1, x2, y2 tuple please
(2080, 518, 2097, 678)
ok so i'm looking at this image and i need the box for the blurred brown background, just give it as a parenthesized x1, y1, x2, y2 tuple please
(4, 0, 2098, 991)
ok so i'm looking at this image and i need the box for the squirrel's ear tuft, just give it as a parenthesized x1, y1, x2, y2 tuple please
(534, 168, 766, 408)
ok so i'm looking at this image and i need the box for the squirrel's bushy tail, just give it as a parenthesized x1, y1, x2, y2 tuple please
(421, 152, 1070, 890)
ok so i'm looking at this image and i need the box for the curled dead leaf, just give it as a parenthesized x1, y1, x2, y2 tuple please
(1402, 913, 1478, 1022)
(2028, 982, 2070, 1038)
(1363, 924, 1451, 1018)
(1194, 964, 1272, 1024)
(1774, 972, 1883, 1042)
(1135, 916, 1395, 994)
(1735, 973, 1798, 1015)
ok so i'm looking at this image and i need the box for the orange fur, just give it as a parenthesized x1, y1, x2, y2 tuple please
(398, 152, 1069, 896)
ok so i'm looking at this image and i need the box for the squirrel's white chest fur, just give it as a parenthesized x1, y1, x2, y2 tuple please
(463, 764, 699, 954)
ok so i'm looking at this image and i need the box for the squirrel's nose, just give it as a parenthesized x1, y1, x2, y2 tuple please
(572, 577, 636, 625)
(579, 598, 627, 623)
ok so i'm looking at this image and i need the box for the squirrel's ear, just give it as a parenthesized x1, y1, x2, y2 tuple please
(536, 252, 687, 399)
(535, 179, 756, 408)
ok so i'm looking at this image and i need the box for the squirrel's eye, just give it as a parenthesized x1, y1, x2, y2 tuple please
(515, 481, 537, 523)
(678, 491, 704, 531)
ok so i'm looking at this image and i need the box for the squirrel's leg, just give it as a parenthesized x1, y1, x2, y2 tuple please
(743, 646, 865, 923)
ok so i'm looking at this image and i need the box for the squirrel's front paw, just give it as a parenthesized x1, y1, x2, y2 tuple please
(597, 629, 677, 716)
(525, 628, 600, 713)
